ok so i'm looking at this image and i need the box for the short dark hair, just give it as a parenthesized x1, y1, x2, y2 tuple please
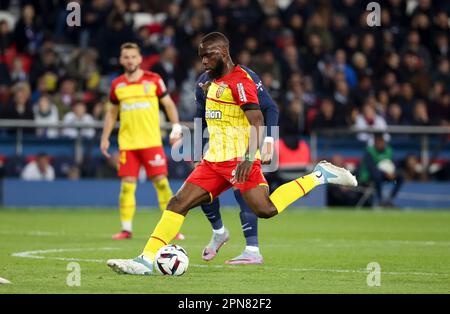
(120, 42, 141, 53)
(200, 32, 229, 48)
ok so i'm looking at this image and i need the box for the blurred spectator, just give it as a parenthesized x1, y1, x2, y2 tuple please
(432, 32, 450, 63)
(314, 54, 336, 94)
(386, 102, 405, 126)
(432, 57, 450, 86)
(178, 59, 203, 121)
(400, 30, 432, 71)
(285, 72, 304, 103)
(33, 94, 59, 138)
(80, 0, 113, 49)
(301, 33, 325, 75)
(399, 49, 431, 98)
(397, 82, 416, 121)
(358, 134, 404, 207)
(354, 102, 389, 144)
(151, 45, 179, 94)
(10, 56, 28, 83)
(179, 0, 212, 32)
(280, 45, 302, 88)
(360, 32, 378, 69)
(430, 92, 450, 126)
(279, 98, 304, 139)
(29, 47, 60, 89)
(411, 99, 433, 126)
(402, 154, 426, 182)
(250, 49, 282, 88)
(260, 71, 281, 102)
(21, 153, 55, 181)
(91, 99, 106, 122)
(95, 12, 136, 73)
(62, 101, 95, 139)
(311, 98, 345, 130)
(0, 19, 13, 56)
(350, 73, 374, 108)
(54, 77, 78, 117)
(1, 82, 33, 121)
(304, 12, 333, 53)
(66, 48, 101, 91)
(13, 4, 43, 55)
(333, 49, 357, 88)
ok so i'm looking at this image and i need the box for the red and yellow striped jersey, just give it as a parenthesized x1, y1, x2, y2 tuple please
(109, 71, 167, 150)
(203, 65, 261, 162)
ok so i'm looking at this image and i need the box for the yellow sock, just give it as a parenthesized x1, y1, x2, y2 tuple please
(119, 181, 137, 231)
(142, 210, 185, 260)
(269, 173, 321, 214)
(153, 177, 173, 211)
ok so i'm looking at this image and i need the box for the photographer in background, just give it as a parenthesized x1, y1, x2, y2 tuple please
(358, 133, 404, 207)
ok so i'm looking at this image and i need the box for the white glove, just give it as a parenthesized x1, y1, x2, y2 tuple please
(169, 123, 182, 144)
(261, 136, 274, 164)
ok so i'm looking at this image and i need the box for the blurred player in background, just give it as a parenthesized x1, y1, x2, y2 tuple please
(107, 33, 357, 275)
(195, 66, 279, 264)
(101, 43, 184, 240)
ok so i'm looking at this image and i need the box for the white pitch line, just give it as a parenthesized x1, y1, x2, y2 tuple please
(10, 248, 450, 278)
(3, 230, 450, 247)
(11, 248, 119, 263)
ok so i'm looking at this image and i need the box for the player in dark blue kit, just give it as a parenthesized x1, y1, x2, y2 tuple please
(195, 65, 279, 264)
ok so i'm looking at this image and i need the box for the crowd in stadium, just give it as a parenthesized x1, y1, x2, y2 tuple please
(0, 0, 450, 184)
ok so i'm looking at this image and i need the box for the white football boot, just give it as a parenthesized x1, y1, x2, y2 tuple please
(313, 160, 358, 187)
(107, 256, 153, 275)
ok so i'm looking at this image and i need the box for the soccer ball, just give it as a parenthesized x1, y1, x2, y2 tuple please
(154, 244, 189, 276)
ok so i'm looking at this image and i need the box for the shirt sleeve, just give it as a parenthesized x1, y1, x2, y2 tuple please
(155, 74, 168, 98)
(109, 81, 119, 105)
(194, 76, 208, 161)
(229, 75, 259, 108)
(257, 83, 279, 137)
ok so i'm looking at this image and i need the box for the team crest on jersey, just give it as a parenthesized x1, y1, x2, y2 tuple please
(142, 81, 153, 93)
(216, 83, 228, 98)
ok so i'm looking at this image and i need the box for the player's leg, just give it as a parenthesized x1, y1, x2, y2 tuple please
(201, 198, 230, 261)
(143, 147, 185, 240)
(225, 189, 263, 265)
(151, 174, 172, 211)
(140, 147, 173, 212)
(108, 160, 231, 275)
(150, 174, 186, 241)
(113, 150, 140, 240)
(107, 182, 211, 275)
(241, 161, 358, 218)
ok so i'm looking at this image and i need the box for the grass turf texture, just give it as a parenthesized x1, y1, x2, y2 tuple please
(0, 208, 449, 294)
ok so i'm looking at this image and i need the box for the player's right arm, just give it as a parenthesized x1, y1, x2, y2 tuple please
(193, 73, 209, 165)
(100, 103, 119, 158)
(101, 81, 120, 158)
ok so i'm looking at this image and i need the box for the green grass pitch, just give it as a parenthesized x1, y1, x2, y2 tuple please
(0, 207, 449, 293)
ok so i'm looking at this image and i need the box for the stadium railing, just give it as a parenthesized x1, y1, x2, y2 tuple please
(310, 126, 450, 175)
(1, 119, 449, 173)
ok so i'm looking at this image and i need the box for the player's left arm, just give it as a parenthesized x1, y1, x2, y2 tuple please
(235, 108, 265, 184)
(230, 76, 264, 183)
